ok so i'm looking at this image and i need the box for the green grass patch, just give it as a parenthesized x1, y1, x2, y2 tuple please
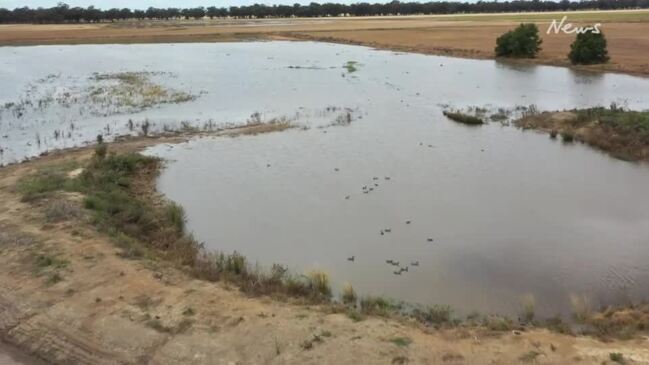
(609, 352, 625, 364)
(575, 107, 649, 139)
(34, 254, 69, 271)
(411, 304, 453, 326)
(16, 165, 82, 202)
(360, 296, 401, 317)
(389, 337, 412, 348)
(443, 111, 484, 125)
(343, 61, 359, 73)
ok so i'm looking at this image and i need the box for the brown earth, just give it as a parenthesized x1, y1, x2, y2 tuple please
(1, 11, 649, 76)
(1, 130, 649, 364)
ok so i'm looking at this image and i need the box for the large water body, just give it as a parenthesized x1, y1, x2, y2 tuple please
(2, 42, 649, 317)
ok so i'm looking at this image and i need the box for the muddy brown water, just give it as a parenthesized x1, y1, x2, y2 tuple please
(2, 42, 649, 319)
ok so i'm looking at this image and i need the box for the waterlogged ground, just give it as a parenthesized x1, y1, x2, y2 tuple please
(3, 42, 649, 318)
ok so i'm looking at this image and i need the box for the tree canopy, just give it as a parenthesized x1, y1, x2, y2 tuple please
(0, 0, 648, 24)
(569, 29, 610, 64)
(495, 23, 543, 58)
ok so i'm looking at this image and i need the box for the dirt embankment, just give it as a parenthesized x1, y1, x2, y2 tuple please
(1, 131, 649, 364)
(1, 11, 649, 76)
(516, 109, 649, 162)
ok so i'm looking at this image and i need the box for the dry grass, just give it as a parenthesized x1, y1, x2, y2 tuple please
(44, 199, 84, 223)
(226, 119, 295, 137)
(586, 303, 649, 339)
(520, 294, 536, 324)
(569, 294, 592, 323)
(341, 282, 357, 305)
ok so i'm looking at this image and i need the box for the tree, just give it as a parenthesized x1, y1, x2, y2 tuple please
(568, 29, 610, 65)
(495, 23, 542, 58)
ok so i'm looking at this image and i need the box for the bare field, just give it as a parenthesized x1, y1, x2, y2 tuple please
(1, 10, 649, 75)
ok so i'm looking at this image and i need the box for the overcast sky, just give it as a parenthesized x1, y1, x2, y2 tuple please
(1, 0, 356, 9)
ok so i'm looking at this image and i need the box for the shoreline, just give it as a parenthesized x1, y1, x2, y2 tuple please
(1, 33, 647, 79)
(1, 11, 649, 77)
(1, 126, 648, 364)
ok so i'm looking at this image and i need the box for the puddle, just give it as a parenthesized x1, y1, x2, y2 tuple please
(2, 41, 649, 318)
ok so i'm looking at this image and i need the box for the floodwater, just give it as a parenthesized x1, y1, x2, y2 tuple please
(2, 42, 649, 318)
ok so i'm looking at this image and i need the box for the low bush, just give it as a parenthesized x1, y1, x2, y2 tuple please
(495, 23, 542, 58)
(569, 29, 609, 65)
(443, 111, 483, 125)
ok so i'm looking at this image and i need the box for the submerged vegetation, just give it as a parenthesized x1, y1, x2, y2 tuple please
(89, 72, 196, 114)
(516, 105, 649, 161)
(343, 61, 359, 73)
(442, 110, 484, 125)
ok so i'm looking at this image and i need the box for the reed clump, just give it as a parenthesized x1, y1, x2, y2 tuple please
(443, 111, 484, 125)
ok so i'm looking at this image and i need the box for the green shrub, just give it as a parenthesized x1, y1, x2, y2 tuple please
(569, 29, 609, 65)
(561, 131, 575, 143)
(360, 296, 400, 316)
(389, 337, 412, 347)
(609, 353, 625, 364)
(307, 270, 331, 298)
(94, 143, 108, 160)
(443, 111, 483, 125)
(166, 202, 186, 234)
(495, 23, 542, 58)
(412, 304, 453, 325)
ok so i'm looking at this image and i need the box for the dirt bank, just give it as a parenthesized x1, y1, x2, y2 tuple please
(1, 130, 648, 364)
(516, 108, 649, 162)
(1, 10, 649, 76)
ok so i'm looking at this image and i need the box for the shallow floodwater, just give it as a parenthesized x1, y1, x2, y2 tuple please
(1, 41, 648, 164)
(3, 42, 649, 318)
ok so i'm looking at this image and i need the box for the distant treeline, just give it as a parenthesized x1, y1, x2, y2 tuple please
(1, 1, 648, 24)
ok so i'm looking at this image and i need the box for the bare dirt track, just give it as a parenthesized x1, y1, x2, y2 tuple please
(1, 133, 649, 365)
(1, 10, 649, 76)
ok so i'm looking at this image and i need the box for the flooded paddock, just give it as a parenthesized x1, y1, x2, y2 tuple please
(2, 42, 649, 318)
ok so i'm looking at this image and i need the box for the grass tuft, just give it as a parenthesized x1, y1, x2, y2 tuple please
(412, 304, 453, 326)
(609, 352, 625, 364)
(443, 111, 484, 125)
(389, 337, 412, 347)
(166, 202, 186, 234)
(520, 294, 536, 324)
(341, 282, 357, 305)
(360, 296, 400, 317)
(307, 270, 332, 298)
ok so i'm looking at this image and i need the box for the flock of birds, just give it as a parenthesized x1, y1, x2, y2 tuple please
(335, 168, 436, 276)
(346, 219, 435, 275)
(264, 163, 437, 277)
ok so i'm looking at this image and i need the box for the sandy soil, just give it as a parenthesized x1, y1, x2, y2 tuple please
(1, 133, 648, 364)
(1, 11, 649, 76)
